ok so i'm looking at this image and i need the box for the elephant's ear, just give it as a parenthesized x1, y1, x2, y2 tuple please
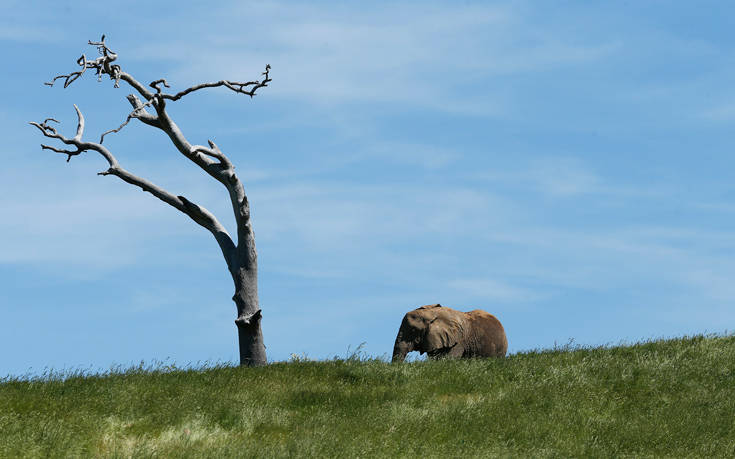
(425, 315, 460, 351)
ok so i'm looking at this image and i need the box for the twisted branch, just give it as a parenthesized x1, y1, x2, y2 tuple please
(46, 37, 271, 148)
(99, 96, 156, 143)
(191, 140, 232, 168)
(45, 34, 271, 103)
(150, 79, 170, 93)
(29, 104, 86, 162)
(161, 64, 271, 101)
(45, 34, 122, 89)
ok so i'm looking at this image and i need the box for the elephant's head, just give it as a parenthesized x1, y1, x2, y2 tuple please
(392, 304, 463, 362)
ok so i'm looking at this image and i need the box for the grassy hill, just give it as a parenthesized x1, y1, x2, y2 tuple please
(2, 335, 735, 458)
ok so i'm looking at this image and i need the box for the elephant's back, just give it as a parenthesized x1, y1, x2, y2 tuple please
(466, 310, 507, 357)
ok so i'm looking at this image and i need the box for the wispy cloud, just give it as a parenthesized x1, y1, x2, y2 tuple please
(0, 163, 217, 271)
(0, 1, 65, 43)
(251, 182, 514, 249)
(475, 157, 602, 197)
(448, 278, 538, 302)
(525, 158, 601, 196)
(698, 102, 735, 122)
(358, 142, 460, 169)
(9, 156, 733, 308)
(123, 1, 616, 115)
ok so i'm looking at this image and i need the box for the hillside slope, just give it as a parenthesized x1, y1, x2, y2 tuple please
(2, 335, 734, 457)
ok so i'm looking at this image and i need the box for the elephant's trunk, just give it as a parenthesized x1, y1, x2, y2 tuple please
(392, 328, 412, 363)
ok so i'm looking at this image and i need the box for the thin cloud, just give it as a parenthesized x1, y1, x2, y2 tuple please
(698, 102, 735, 122)
(125, 1, 616, 114)
(526, 158, 601, 196)
(448, 278, 537, 302)
(476, 157, 602, 197)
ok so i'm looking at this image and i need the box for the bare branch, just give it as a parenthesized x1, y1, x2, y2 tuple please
(191, 140, 232, 168)
(95, 164, 236, 257)
(43, 35, 270, 129)
(30, 105, 235, 255)
(160, 64, 271, 101)
(88, 34, 114, 57)
(99, 116, 132, 144)
(40, 143, 81, 162)
(150, 79, 170, 93)
(29, 120, 61, 141)
(30, 106, 118, 167)
(39, 144, 75, 154)
(100, 96, 157, 143)
(43, 33, 273, 117)
(45, 35, 122, 89)
(30, 121, 54, 136)
(31, 118, 61, 136)
(41, 34, 131, 101)
(30, 105, 85, 160)
(118, 72, 155, 100)
(44, 55, 88, 88)
(73, 104, 84, 141)
(125, 94, 158, 124)
(149, 105, 254, 248)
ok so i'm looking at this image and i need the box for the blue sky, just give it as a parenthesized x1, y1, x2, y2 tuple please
(2, 1, 735, 376)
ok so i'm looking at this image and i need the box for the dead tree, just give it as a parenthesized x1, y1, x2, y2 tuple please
(30, 36, 271, 366)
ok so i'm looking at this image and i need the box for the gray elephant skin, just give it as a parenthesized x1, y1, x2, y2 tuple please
(392, 304, 507, 362)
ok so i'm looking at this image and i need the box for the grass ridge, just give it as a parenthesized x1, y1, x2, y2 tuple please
(2, 334, 734, 457)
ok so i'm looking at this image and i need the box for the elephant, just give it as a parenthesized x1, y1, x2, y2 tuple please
(392, 304, 507, 362)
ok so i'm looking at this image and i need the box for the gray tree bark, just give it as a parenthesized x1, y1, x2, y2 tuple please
(30, 36, 271, 366)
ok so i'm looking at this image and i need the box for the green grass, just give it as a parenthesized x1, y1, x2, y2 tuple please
(2, 335, 735, 458)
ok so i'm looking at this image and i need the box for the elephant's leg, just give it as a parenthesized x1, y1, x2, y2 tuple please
(427, 349, 443, 360)
(428, 344, 463, 360)
(446, 344, 464, 359)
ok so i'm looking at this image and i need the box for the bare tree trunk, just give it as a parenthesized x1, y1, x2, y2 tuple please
(232, 265, 266, 366)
